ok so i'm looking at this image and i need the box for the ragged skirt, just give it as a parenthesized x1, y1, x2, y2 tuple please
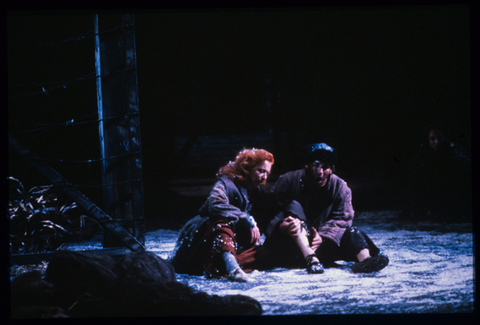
(169, 216, 269, 278)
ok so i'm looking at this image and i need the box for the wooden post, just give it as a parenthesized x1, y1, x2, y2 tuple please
(95, 14, 145, 247)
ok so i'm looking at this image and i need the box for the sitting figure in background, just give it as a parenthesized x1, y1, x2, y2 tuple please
(263, 143, 389, 274)
(170, 148, 274, 282)
(406, 121, 471, 222)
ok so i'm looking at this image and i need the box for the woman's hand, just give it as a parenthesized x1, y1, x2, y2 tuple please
(250, 225, 261, 245)
(310, 227, 322, 252)
(279, 216, 301, 237)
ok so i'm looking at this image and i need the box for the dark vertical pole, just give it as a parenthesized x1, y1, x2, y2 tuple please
(95, 14, 106, 194)
(95, 14, 145, 247)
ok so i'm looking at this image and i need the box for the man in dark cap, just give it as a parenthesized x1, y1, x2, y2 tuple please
(263, 143, 389, 274)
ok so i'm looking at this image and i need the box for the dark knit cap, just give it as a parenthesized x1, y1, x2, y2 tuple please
(305, 143, 338, 165)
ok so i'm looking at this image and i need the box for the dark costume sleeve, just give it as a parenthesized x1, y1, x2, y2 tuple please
(313, 179, 354, 246)
(267, 171, 354, 246)
(270, 173, 294, 210)
(264, 173, 297, 238)
(206, 179, 250, 225)
(248, 190, 280, 234)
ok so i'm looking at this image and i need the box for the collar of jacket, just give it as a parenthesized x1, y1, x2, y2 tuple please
(219, 175, 250, 212)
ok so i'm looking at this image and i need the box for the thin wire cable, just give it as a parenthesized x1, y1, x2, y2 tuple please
(13, 111, 138, 127)
(9, 20, 144, 194)
(11, 23, 135, 49)
(13, 113, 98, 126)
(10, 72, 96, 88)
(9, 67, 135, 99)
(8, 72, 97, 99)
(40, 179, 142, 188)
(9, 87, 97, 116)
(10, 112, 139, 135)
(73, 179, 142, 188)
(9, 150, 142, 165)
(40, 151, 141, 164)
(7, 177, 142, 191)
(29, 179, 143, 191)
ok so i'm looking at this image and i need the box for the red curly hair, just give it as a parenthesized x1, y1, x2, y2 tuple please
(216, 148, 274, 185)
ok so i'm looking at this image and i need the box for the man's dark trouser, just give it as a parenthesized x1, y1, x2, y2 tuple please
(264, 225, 381, 269)
(316, 226, 380, 264)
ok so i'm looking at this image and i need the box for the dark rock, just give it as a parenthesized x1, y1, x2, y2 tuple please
(11, 250, 262, 318)
(112, 250, 176, 284)
(11, 271, 55, 307)
(11, 306, 68, 319)
(45, 251, 117, 310)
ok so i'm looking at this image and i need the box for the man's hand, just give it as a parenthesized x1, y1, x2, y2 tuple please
(250, 225, 261, 245)
(310, 227, 322, 252)
(279, 216, 302, 237)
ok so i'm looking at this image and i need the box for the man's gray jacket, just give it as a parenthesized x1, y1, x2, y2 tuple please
(265, 169, 354, 246)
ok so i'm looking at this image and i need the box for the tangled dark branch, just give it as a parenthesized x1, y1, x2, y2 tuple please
(8, 177, 103, 254)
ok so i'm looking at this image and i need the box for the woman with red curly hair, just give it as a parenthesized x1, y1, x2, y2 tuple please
(170, 148, 274, 282)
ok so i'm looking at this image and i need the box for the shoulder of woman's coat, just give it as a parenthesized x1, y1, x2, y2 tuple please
(217, 175, 233, 186)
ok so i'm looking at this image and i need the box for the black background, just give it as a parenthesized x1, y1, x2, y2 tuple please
(7, 4, 473, 221)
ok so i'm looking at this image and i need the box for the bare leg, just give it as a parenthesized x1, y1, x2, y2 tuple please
(294, 229, 316, 256)
(279, 216, 323, 273)
(292, 227, 324, 274)
(293, 227, 319, 263)
(356, 248, 371, 262)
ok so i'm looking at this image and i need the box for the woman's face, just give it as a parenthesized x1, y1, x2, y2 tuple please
(250, 160, 273, 187)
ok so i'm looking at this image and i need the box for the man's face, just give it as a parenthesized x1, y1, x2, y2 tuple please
(305, 160, 333, 188)
(250, 160, 273, 187)
(429, 129, 444, 151)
